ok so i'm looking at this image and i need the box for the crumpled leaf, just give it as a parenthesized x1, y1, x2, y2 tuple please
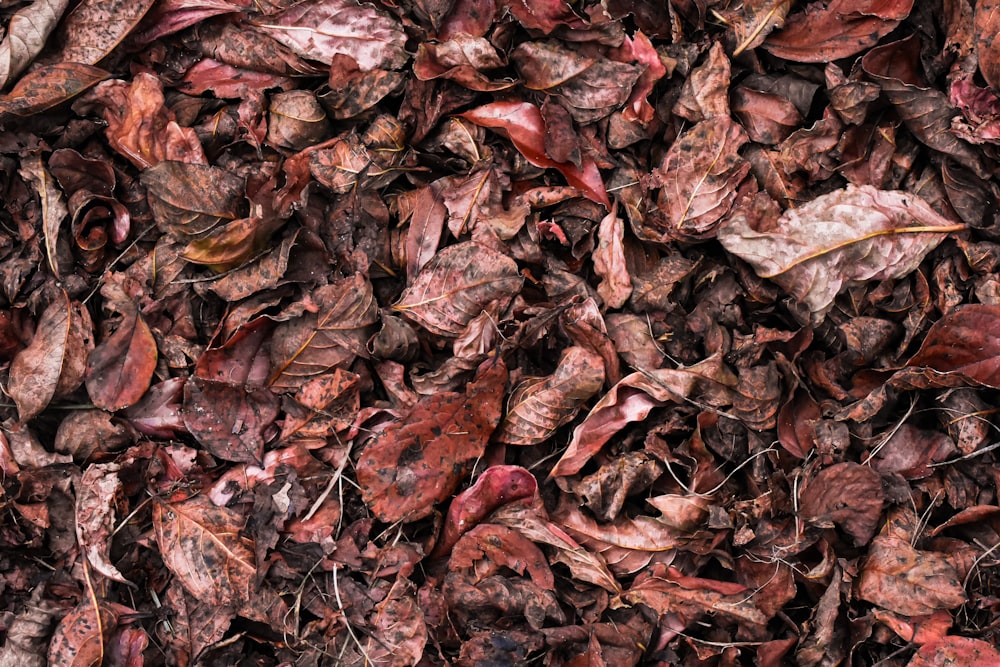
(46, 600, 139, 667)
(360, 577, 427, 666)
(252, 0, 408, 71)
(648, 116, 749, 240)
(0, 0, 68, 90)
(908, 637, 1000, 667)
(799, 462, 884, 546)
(75, 462, 129, 583)
(19, 154, 69, 278)
(717, 0, 793, 56)
(718, 184, 965, 318)
(857, 534, 967, 616)
(268, 273, 378, 390)
(183, 376, 280, 463)
(9, 293, 94, 422)
(356, 357, 507, 523)
(393, 241, 522, 338)
(550, 355, 736, 477)
(763, 0, 914, 62)
(0, 587, 58, 667)
(592, 207, 632, 308)
(153, 495, 256, 611)
(906, 304, 1000, 388)
(494, 346, 605, 446)
(141, 160, 243, 238)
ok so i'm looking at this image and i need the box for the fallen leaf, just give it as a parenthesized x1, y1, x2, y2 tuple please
(907, 636, 1000, 667)
(356, 357, 507, 523)
(86, 306, 157, 411)
(75, 463, 129, 583)
(799, 462, 884, 546)
(393, 241, 522, 338)
(0, 0, 68, 89)
(857, 534, 966, 616)
(0, 63, 109, 116)
(47, 0, 156, 66)
(906, 304, 1000, 387)
(718, 184, 964, 318)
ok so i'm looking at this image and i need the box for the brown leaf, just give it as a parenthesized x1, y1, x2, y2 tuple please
(86, 307, 157, 411)
(393, 241, 522, 338)
(799, 462, 884, 546)
(906, 304, 1000, 387)
(19, 154, 69, 278)
(550, 355, 736, 477)
(48, 0, 156, 66)
(908, 637, 1000, 667)
(592, 207, 632, 308)
(183, 376, 280, 463)
(9, 293, 94, 422)
(0, 0, 68, 89)
(718, 184, 965, 318)
(763, 0, 914, 62)
(153, 494, 256, 610)
(75, 462, 129, 583)
(720, 0, 793, 55)
(361, 577, 428, 666)
(857, 535, 966, 616)
(141, 160, 243, 238)
(975, 0, 1000, 93)
(648, 116, 749, 240)
(252, 0, 408, 70)
(0, 62, 109, 116)
(494, 346, 605, 446)
(0, 587, 58, 667)
(46, 600, 138, 667)
(356, 357, 507, 523)
(268, 273, 378, 390)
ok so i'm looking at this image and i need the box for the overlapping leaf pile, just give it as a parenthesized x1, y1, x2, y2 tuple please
(1, 0, 1000, 664)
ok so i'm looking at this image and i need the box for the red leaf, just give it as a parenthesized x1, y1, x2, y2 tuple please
(356, 357, 507, 523)
(459, 101, 610, 208)
(908, 637, 1000, 667)
(907, 304, 1000, 388)
(183, 377, 280, 463)
(857, 535, 967, 616)
(86, 308, 157, 411)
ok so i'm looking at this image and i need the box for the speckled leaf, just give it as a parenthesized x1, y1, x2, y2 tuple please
(75, 463, 129, 583)
(86, 308, 157, 411)
(0, 0, 68, 89)
(394, 241, 522, 338)
(718, 184, 965, 318)
(141, 161, 243, 238)
(48, 0, 156, 66)
(183, 376, 280, 463)
(153, 495, 256, 609)
(357, 357, 507, 523)
(46, 601, 134, 667)
(0, 63, 109, 116)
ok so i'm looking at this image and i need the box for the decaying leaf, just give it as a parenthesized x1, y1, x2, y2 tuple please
(718, 185, 964, 318)
(857, 535, 967, 616)
(356, 357, 506, 523)
(393, 241, 522, 338)
(0, 0, 69, 90)
(75, 463, 129, 583)
(906, 304, 1000, 387)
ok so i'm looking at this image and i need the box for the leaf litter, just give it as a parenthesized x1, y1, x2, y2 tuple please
(0, 0, 999, 665)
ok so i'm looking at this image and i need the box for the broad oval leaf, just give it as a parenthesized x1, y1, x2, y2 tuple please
(763, 0, 914, 62)
(649, 116, 749, 240)
(9, 293, 94, 421)
(975, 0, 1000, 93)
(183, 377, 280, 463)
(86, 308, 157, 411)
(717, 185, 965, 318)
(0, 63, 109, 116)
(140, 161, 244, 238)
(857, 535, 966, 616)
(252, 0, 408, 71)
(153, 495, 256, 609)
(268, 273, 379, 390)
(393, 241, 522, 338)
(495, 346, 605, 446)
(906, 304, 1000, 387)
(356, 357, 507, 523)
(48, 0, 156, 66)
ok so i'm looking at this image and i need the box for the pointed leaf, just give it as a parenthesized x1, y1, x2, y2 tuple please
(48, 0, 156, 66)
(718, 184, 965, 318)
(86, 308, 157, 411)
(75, 463, 129, 583)
(906, 304, 1000, 387)
(0, 63, 109, 116)
(183, 377, 280, 463)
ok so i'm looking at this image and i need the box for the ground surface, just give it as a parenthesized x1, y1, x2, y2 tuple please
(0, 0, 999, 665)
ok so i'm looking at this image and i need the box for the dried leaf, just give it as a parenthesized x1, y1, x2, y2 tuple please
(253, 0, 408, 70)
(75, 463, 129, 582)
(494, 346, 605, 446)
(649, 116, 749, 239)
(906, 304, 1000, 387)
(908, 637, 1000, 667)
(19, 154, 69, 278)
(183, 377, 280, 463)
(356, 357, 506, 523)
(47, 601, 135, 667)
(0, 0, 68, 89)
(0, 587, 59, 667)
(799, 462, 884, 546)
(0, 63, 109, 116)
(720, 0, 793, 55)
(9, 293, 94, 422)
(153, 495, 256, 609)
(48, 0, 156, 65)
(763, 0, 914, 62)
(141, 161, 243, 238)
(268, 273, 378, 390)
(857, 535, 966, 616)
(592, 208, 632, 308)
(718, 184, 964, 318)
(86, 308, 157, 411)
(393, 241, 522, 338)
(975, 0, 1000, 93)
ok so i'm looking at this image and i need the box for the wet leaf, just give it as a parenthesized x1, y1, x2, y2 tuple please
(356, 357, 506, 523)
(393, 241, 522, 338)
(718, 184, 964, 318)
